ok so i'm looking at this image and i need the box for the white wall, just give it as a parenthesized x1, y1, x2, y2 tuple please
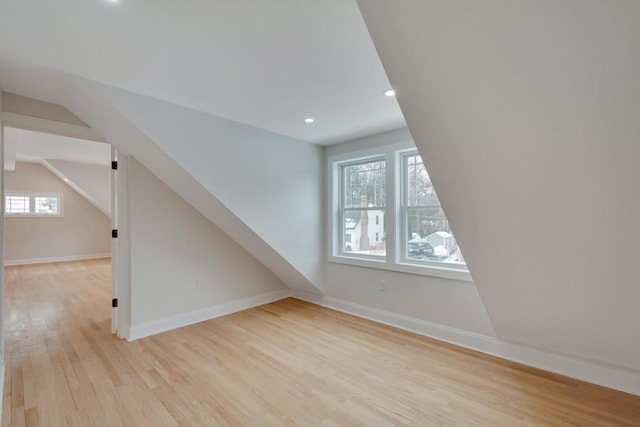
(4, 161, 111, 264)
(127, 157, 287, 333)
(66, 79, 325, 294)
(358, 1, 640, 371)
(324, 128, 495, 337)
(46, 159, 111, 217)
(1, 91, 86, 127)
(0, 87, 5, 394)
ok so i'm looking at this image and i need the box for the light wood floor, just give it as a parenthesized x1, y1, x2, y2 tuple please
(2, 260, 639, 426)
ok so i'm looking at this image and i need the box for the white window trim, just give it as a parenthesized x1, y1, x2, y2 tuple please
(327, 143, 472, 282)
(398, 149, 467, 272)
(5, 192, 64, 217)
(338, 155, 387, 261)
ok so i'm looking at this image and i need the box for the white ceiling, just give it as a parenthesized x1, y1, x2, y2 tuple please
(4, 127, 110, 170)
(0, 0, 405, 145)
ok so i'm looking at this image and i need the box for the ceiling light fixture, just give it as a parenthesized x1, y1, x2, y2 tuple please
(384, 89, 396, 97)
(304, 118, 315, 124)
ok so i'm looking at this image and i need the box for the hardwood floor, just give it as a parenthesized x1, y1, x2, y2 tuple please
(2, 260, 639, 426)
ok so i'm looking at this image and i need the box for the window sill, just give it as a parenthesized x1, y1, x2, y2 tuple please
(328, 255, 473, 282)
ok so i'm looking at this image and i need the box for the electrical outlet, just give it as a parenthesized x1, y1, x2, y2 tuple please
(379, 279, 387, 292)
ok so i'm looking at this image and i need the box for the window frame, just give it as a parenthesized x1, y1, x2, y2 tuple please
(328, 143, 471, 282)
(4, 192, 63, 217)
(398, 150, 467, 272)
(338, 156, 387, 261)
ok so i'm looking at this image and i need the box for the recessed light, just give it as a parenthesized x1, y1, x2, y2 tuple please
(384, 89, 396, 97)
(63, 178, 69, 182)
(304, 118, 315, 124)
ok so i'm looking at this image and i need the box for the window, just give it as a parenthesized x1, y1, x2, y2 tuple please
(5, 195, 30, 214)
(329, 144, 469, 281)
(401, 152, 465, 267)
(340, 158, 386, 257)
(5, 193, 62, 216)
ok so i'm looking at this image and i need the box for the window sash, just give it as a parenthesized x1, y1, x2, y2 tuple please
(338, 157, 387, 258)
(400, 152, 466, 269)
(340, 158, 386, 209)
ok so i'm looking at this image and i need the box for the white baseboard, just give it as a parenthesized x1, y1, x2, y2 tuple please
(128, 289, 292, 341)
(4, 253, 111, 266)
(293, 291, 640, 396)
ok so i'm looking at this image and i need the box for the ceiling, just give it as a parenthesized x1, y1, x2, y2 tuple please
(0, 0, 405, 145)
(4, 127, 110, 170)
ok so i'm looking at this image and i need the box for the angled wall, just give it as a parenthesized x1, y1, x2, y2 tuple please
(65, 78, 324, 294)
(126, 158, 288, 338)
(321, 128, 495, 337)
(46, 159, 111, 217)
(358, 0, 640, 371)
(4, 161, 110, 264)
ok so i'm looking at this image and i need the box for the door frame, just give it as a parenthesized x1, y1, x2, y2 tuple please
(1, 114, 130, 339)
(111, 149, 131, 339)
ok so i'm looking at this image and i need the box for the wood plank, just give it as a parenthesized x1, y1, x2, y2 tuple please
(3, 260, 639, 425)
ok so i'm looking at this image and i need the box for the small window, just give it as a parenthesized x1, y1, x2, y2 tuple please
(5, 193, 62, 217)
(5, 195, 30, 214)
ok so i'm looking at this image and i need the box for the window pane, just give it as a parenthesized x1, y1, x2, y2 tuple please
(343, 160, 385, 208)
(404, 154, 465, 266)
(5, 195, 30, 214)
(343, 209, 385, 257)
(406, 154, 438, 207)
(34, 196, 59, 214)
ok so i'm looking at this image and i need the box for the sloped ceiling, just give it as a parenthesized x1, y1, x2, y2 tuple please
(4, 127, 110, 169)
(357, 0, 640, 370)
(0, 0, 403, 144)
(65, 78, 324, 295)
(46, 159, 111, 218)
(3, 127, 111, 216)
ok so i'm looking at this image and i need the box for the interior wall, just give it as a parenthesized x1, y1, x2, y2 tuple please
(46, 159, 111, 216)
(4, 161, 111, 263)
(127, 157, 287, 327)
(357, 0, 640, 370)
(66, 79, 324, 294)
(1, 91, 87, 126)
(98, 83, 324, 292)
(0, 87, 5, 373)
(324, 128, 495, 336)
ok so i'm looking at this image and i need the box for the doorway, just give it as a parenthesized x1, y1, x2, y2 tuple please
(2, 125, 123, 336)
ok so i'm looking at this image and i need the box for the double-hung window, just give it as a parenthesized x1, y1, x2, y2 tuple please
(400, 152, 465, 268)
(329, 143, 470, 281)
(5, 193, 62, 217)
(340, 158, 386, 258)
